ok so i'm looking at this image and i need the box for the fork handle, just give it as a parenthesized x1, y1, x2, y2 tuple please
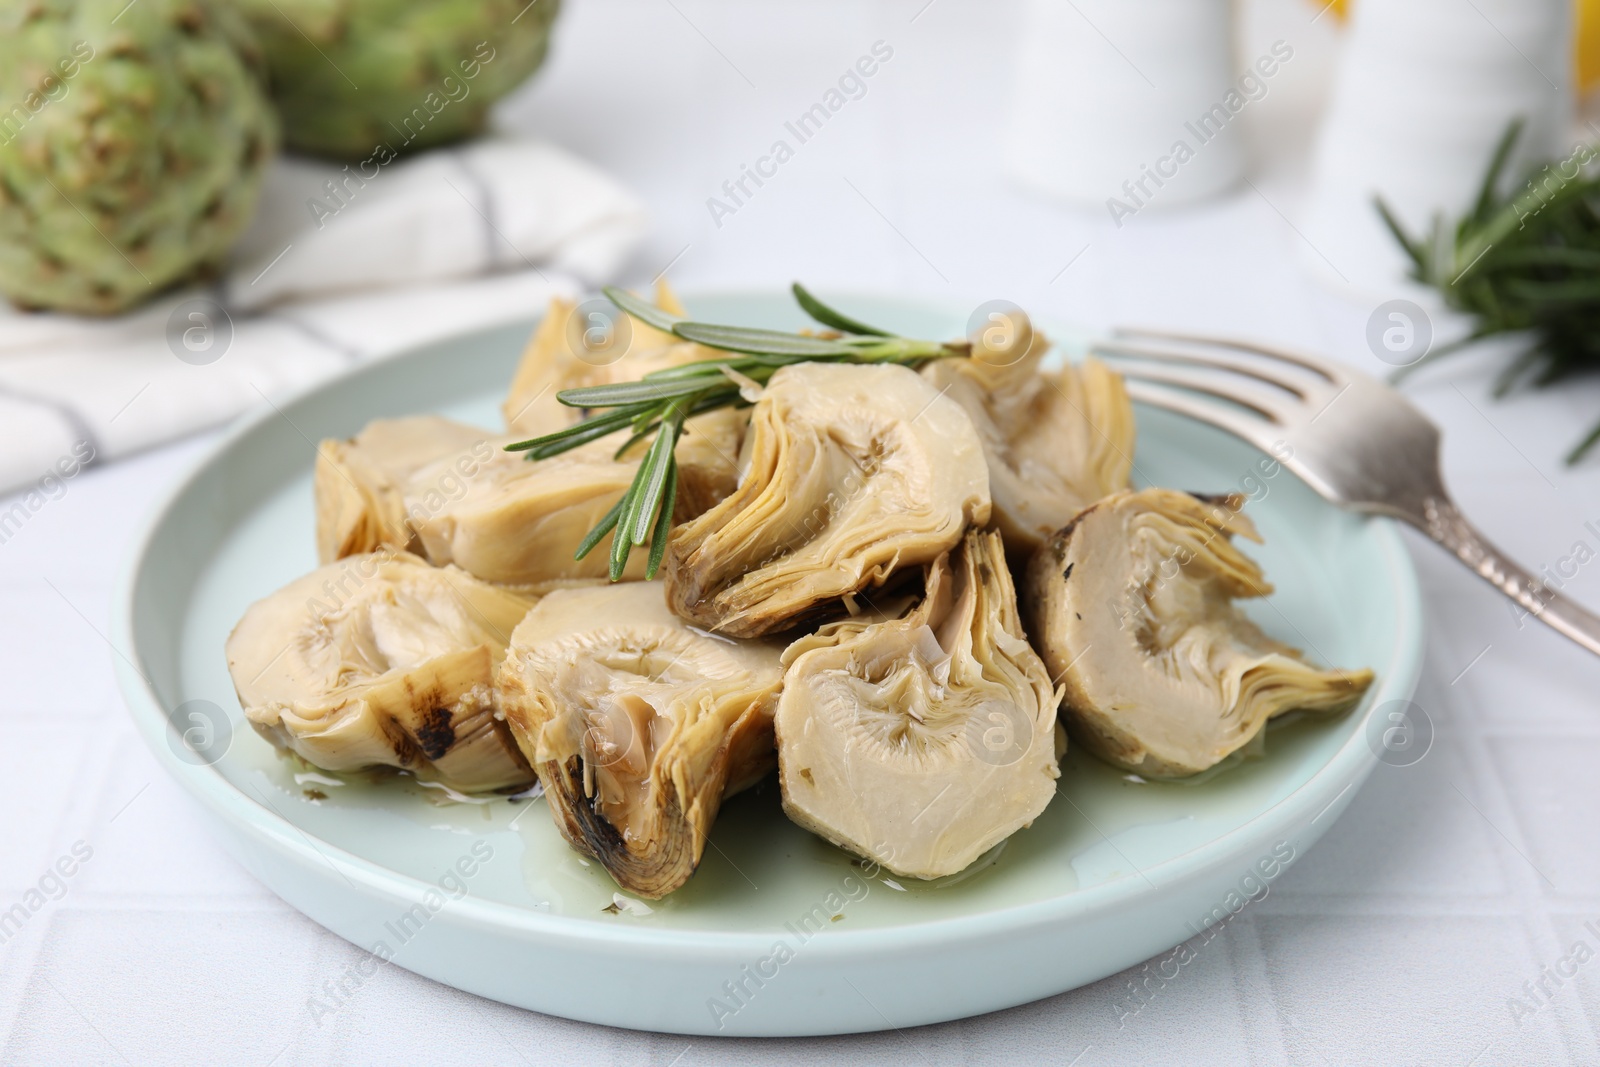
(1413, 496, 1600, 657)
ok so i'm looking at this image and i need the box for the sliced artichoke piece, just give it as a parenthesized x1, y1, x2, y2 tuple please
(922, 324, 1134, 557)
(408, 411, 744, 586)
(409, 435, 645, 584)
(776, 530, 1061, 880)
(1022, 488, 1375, 778)
(314, 416, 493, 564)
(504, 282, 706, 436)
(226, 552, 536, 793)
(665, 362, 991, 638)
(502, 286, 747, 521)
(498, 584, 785, 898)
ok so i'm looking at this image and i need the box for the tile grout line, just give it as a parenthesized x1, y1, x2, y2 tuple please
(0, 730, 124, 1052)
(1440, 628, 1600, 1065)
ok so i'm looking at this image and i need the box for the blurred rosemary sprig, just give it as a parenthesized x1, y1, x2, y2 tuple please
(1379, 119, 1600, 463)
(505, 283, 971, 580)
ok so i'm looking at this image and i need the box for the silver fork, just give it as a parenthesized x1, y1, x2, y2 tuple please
(1090, 328, 1600, 658)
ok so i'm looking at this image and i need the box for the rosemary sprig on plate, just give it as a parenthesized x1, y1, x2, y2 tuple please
(1379, 119, 1600, 462)
(505, 283, 971, 580)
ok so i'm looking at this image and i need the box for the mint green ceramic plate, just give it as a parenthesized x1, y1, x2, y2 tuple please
(114, 293, 1422, 1037)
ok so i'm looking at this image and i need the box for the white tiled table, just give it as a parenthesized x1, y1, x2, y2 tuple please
(4, 2, 1599, 1063)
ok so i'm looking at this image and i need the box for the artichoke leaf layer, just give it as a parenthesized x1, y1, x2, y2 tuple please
(498, 583, 786, 898)
(503, 282, 699, 437)
(408, 434, 651, 585)
(1023, 488, 1375, 778)
(226, 552, 537, 793)
(407, 415, 743, 587)
(921, 324, 1134, 558)
(315, 415, 494, 564)
(665, 361, 991, 638)
(776, 530, 1062, 880)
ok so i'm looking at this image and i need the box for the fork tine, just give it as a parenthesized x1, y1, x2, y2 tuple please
(1122, 380, 1282, 452)
(1095, 357, 1296, 424)
(1093, 339, 1318, 399)
(1113, 328, 1348, 386)
(1125, 380, 1350, 506)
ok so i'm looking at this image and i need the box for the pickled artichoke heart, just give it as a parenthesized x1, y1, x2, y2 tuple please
(498, 584, 785, 898)
(922, 330, 1134, 558)
(665, 362, 991, 638)
(409, 415, 743, 586)
(1022, 488, 1375, 778)
(501, 287, 745, 518)
(227, 552, 536, 792)
(504, 283, 708, 436)
(776, 530, 1061, 880)
(411, 433, 642, 584)
(315, 415, 493, 563)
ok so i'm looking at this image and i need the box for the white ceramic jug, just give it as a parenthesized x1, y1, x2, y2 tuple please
(1302, 0, 1573, 294)
(1005, 0, 1250, 218)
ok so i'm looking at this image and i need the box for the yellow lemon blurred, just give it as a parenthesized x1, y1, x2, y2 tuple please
(1581, 0, 1600, 92)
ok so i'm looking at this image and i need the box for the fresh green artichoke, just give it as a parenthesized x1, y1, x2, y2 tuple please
(236, 0, 562, 160)
(0, 0, 278, 316)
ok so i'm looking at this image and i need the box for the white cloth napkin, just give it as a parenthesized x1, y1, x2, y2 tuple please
(0, 137, 648, 497)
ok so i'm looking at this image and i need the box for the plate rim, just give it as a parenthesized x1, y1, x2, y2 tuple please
(112, 291, 1425, 957)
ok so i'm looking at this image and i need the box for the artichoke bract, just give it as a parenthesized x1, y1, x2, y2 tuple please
(315, 415, 493, 563)
(314, 414, 740, 585)
(776, 530, 1062, 880)
(236, 0, 561, 160)
(227, 552, 536, 793)
(664, 362, 991, 638)
(410, 433, 651, 585)
(501, 287, 751, 518)
(0, 0, 278, 315)
(504, 282, 697, 438)
(498, 584, 786, 898)
(922, 335, 1134, 558)
(406, 418, 742, 587)
(1023, 488, 1375, 778)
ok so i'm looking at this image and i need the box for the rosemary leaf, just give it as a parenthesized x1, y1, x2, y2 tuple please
(503, 406, 634, 450)
(629, 408, 684, 545)
(642, 355, 794, 381)
(610, 453, 655, 580)
(1492, 246, 1600, 270)
(558, 377, 716, 408)
(792, 282, 890, 336)
(1567, 421, 1600, 464)
(602, 286, 682, 333)
(574, 498, 623, 561)
(613, 419, 659, 461)
(1505, 277, 1600, 302)
(525, 408, 644, 459)
(1468, 118, 1521, 226)
(671, 321, 858, 357)
(1375, 198, 1427, 275)
(645, 455, 678, 580)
